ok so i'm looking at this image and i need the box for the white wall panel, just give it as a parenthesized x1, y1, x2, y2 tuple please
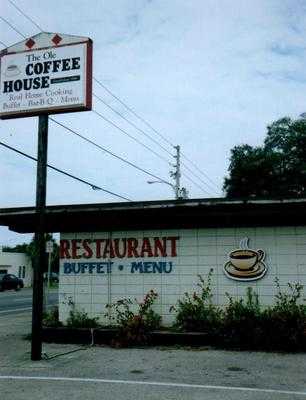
(59, 227, 306, 325)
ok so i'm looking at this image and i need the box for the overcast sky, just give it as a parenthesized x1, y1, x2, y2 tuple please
(1, 0, 306, 245)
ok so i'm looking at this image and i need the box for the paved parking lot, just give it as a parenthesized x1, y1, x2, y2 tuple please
(0, 302, 306, 399)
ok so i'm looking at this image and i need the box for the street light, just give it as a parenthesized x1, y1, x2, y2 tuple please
(147, 180, 188, 200)
(147, 180, 176, 198)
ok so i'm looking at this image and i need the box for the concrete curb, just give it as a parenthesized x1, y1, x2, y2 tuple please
(42, 327, 306, 351)
(42, 327, 210, 346)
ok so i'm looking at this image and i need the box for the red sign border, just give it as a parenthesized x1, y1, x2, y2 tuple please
(0, 39, 93, 120)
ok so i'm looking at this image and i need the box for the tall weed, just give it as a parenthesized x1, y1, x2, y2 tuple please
(221, 288, 262, 349)
(106, 289, 161, 347)
(170, 269, 222, 333)
(261, 279, 306, 351)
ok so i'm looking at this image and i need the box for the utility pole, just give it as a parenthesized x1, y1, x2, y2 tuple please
(174, 145, 181, 199)
(31, 114, 48, 361)
(148, 145, 188, 199)
(170, 145, 188, 200)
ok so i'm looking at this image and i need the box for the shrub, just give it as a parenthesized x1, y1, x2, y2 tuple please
(66, 307, 99, 328)
(260, 279, 306, 351)
(43, 306, 62, 327)
(106, 289, 161, 347)
(221, 280, 306, 351)
(170, 269, 222, 333)
(221, 287, 262, 349)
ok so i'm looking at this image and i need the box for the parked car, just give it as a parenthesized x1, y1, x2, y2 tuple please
(0, 274, 24, 291)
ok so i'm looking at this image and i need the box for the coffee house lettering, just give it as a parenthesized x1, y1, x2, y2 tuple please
(25, 57, 80, 76)
(3, 76, 50, 93)
(2, 55, 81, 94)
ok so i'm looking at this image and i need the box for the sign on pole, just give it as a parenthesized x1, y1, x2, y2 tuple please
(0, 32, 92, 361)
(46, 241, 53, 253)
(0, 32, 92, 119)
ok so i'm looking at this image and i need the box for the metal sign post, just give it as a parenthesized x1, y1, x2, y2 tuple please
(31, 114, 48, 361)
(46, 241, 53, 290)
(45, 240, 53, 310)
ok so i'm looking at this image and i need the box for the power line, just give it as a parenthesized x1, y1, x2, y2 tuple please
(50, 117, 173, 186)
(94, 77, 174, 148)
(0, 140, 133, 201)
(181, 163, 218, 194)
(2, 4, 219, 195)
(8, 0, 43, 32)
(91, 109, 170, 165)
(54, 115, 215, 197)
(94, 77, 219, 192)
(0, 23, 174, 194)
(94, 77, 220, 191)
(93, 93, 173, 157)
(0, 25, 170, 171)
(182, 174, 212, 196)
(0, 15, 26, 38)
(181, 154, 219, 190)
(93, 92, 218, 194)
(0, 18, 173, 190)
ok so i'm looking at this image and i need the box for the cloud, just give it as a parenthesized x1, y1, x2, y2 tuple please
(2, 0, 306, 244)
(269, 43, 306, 57)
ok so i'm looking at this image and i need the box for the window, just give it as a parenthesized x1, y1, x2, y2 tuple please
(0, 269, 8, 275)
(18, 266, 22, 278)
(22, 266, 26, 279)
(0, 265, 10, 274)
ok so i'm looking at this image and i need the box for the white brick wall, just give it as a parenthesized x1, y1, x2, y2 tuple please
(59, 227, 306, 326)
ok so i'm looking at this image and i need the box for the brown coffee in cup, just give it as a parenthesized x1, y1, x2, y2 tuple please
(229, 249, 264, 271)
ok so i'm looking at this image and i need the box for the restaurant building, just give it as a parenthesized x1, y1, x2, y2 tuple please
(0, 197, 306, 325)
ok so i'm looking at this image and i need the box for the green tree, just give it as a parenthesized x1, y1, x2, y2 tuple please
(3, 234, 59, 273)
(224, 117, 306, 198)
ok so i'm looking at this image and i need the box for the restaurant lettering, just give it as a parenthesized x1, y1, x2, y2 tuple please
(60, 236, 180, 259)
(62, 260, 174, 274)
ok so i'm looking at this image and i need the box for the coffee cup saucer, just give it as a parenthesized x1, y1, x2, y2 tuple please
(224, 261, 267, 280)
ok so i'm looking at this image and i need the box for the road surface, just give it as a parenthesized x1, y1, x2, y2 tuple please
(0, 289, 305, 399)
(0, 287, 58, 316)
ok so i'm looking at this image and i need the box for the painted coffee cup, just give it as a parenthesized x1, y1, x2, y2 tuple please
(5, 64, 20, 77)
(229, 249, 264, 271)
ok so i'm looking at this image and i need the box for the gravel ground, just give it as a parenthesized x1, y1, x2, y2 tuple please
(0, 312, 306, 399)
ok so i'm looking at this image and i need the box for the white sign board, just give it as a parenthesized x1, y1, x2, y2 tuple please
(0, 34, 92, 119)
(46, 241, 53, 253)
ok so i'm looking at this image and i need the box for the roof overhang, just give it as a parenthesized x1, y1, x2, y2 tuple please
(1, 197, 306, 233)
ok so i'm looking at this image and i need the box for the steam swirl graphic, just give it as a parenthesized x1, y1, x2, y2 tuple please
(239, 237, 249, 250)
